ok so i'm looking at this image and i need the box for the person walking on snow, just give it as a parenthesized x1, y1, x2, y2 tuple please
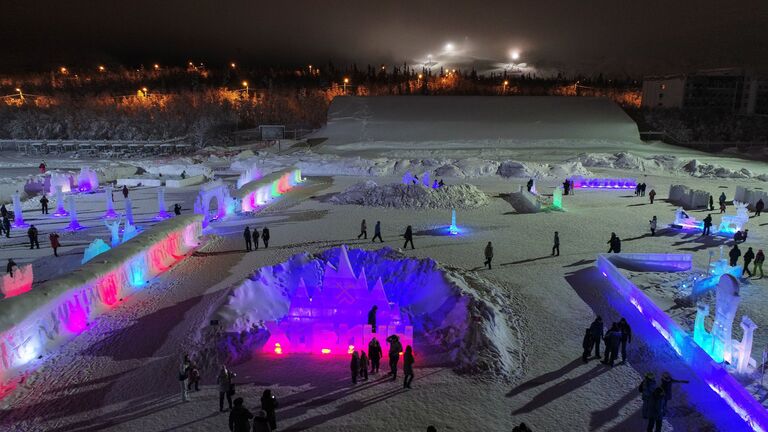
(6, 258, 17, 277)
(368, 305, 378, 332)
(484, 241, 494, 269)
(648, 189, 656, 204)
(403, 345, 415, 389)
(582, 328, 593, 363)
(618, 318, 632, 363)
(589, 316, 604, 358)
(743, 247, 755, 277)
(719, 192, 727, 207)
(703, 214, 713, 236)
(387, 334, 403, 380)
(350, 351, 360, 384)
(607, 233, 621, 253)
(228, 397, 253, 432)
(262, 227, 270, 248)
(358, 219, 367, 239)
(729, 244, 741, 267)
(709, 195, 714, 211)
(756, 199, 765, 217)
(372, 221, 383, 243)
(552, 231, 560, 256)
(0, 204, 7, 219)
(260, 389, 278, 431)
(359, 350, 369, 381)
(49, 232, 60, 257)
(179, 356, 190, 402)
(602, 323, 622, 366)
(639, 372, 657, 419)
(368, 337, 382, 373)
(27, 225, 40, 249)
(647, 387, 666, 432)
(754, 249, 765, 278)
(649, 216, 657, 236)
(252, 228, 260, 250)
(403, 225, 414, 250)
(217, 365, 236, 411)
(660, 371, 688, 411)
(40, 195, 49, 214)
(244, 227, 252, 251)
(174, 203, 182, 215)
(720, 201, 727, 214)
(3, 216, 10, 238)
(122, 185, 129, 199)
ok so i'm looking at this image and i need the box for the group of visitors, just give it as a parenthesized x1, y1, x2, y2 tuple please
(350, 334, 414, 389)
(243, 226, 270, 251)
(582, 316, 632, 366)
(639, 371, 688, 432)
(357, 219, 384, 242)
(729, 243, 765, 278)
(634, 183, 648, 197)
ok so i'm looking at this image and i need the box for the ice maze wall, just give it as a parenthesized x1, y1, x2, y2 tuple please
(238, 168, 304, 212)
(669, 184, 711, 210)
(0, 214, 203, 387)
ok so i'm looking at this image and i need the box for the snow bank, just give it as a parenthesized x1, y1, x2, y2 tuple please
(213, 247, 525, 379)
(668, 185, 711, 209)
(329, 181, 490, 209)
(0, 214, 203, 387)
(129, 158, 213, 179)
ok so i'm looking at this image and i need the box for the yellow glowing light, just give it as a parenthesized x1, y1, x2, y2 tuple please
(503, 80, 509, 86)
(60, 67, 67, 73)
(242, 81, 248, 87)
(321, 348, 331, 354)
(154, 64, 160, 70)
(274, 343, 283, 354)
(343, 77, 349, 84)
(230, 62, 236, 68)
(98, 65, 105, 72)
(141, 87, 148, 93)
(15, 88, 21, 92)
(418, 74, 423, 79)
(347, 345, 355, 354)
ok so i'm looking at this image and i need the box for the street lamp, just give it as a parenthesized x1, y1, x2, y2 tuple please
(60, 67, 68, 74)
(153, 64, 160, 70)
(98, 65, 105, 72)
(242, 81, 249, 97)
(510, 50, 520, 61)
(230, 62, 236, 69)
(343, 77, 349, 93)
(445, 43, 455, 53)
(15, 88, 23, 100)
(502, 80, 509, 95)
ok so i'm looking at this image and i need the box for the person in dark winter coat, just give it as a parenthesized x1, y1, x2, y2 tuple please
(372, 221, 383, 242)
(253, 410, 272, 432)
(607, 233, 621, 253)
(122, 185, 129, 198)
(618, 318, 632, 363)
(2, 216, 10, 238)
(563, 179, 570, 195)
(350, 351, 360, 384)
(649, 217, 657, 236)
(368, 337, 382, 373)
(6, 258, 17, 277)
(367, 305, 377, 332)
(526, 178, 534, 193)
(660, 371, 688, 411)
(720, 202, 727, 214)
(743, 247, 755, 277)
(641, 183, 647, 197)
(729, 244, 741, 267)
(403, 225, 414, 250)
(703, 214, 713, 236)
(648, 189, 656, 204)
(589, 316, 604, 358)
(552, 231, 560, 256)
(244, 227, 252, 251)
(387, 334, 403, 380)
(252, 229, 260, 250)
(484, 242, 494, 269)
(260, 389, 278, 431)
(709, 195, 714, 211)
(40, 195, 49, 214)
(359, 351, 369, 381)
(0, 204, 7, 219)
(262, 227, 270, 248)
(639, 372, 657, 419)
(602, 323, 622, 366)
(646, 387, 666, 432)
(719, 192, 727, 206)
(39, 161, 46, 174)
(174, 204, 182, 215)
(358, 219, 368, 239)
(217, 366, 236, 411)
(49, 232, 61, 257)
(229, 397, 253, 432)
(754, 249, 765, 279)
(403, 345, 415, 389)
(582, 328, 593, 363)
(27, 225, 40, 249)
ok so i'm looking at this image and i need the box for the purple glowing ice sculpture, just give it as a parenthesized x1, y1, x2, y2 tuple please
(53, 185, 68, 217)
(66, 195, 84, 231)
(102, 186, 118, 219)
(155, 187, 171, 220)
(11, 191, 27, 227)
(125, 198, 135, 226)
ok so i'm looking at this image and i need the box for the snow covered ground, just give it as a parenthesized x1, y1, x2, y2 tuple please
(0, 137, 766, 431)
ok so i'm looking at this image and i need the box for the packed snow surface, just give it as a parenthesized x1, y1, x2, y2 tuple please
(329, 181, 491, 209)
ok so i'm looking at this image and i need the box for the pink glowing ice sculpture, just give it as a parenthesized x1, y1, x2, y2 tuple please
(0, 264, 33, 298)
(264, 245, 413, 355)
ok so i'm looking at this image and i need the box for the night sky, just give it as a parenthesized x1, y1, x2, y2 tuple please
(3, 0, 767, 75)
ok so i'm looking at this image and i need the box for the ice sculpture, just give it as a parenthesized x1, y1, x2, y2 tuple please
(194, 182, 232, 228)
(49, 172, 72, 194)
(552, 187, 563, 210)
(122, 223, 139, 243)
(449, 208, 459, 235)
(53, 185, 68, 216)
(0, 264, 33, 298)
(81, 239, 111, 264)
(104, 215, 122, 246)
(125, 198, 135, 226)
(569, 177, 637, 189)
(402, 171, 414, 185)
(668, 185, 710, 209)
(421, 172, 431, 188)
(66, 195, 84, 231)
(155, 187, 171, 219)
(734, 316, 757, 374)
(11, 191, 27, 227)
(717, 201, 749, 236)
(264, 245, 413, 355)
(238, 169, 304, 214)
(77, 166, 99, 192)
(693, 274, 740, 363)
(672, 207, 703, 231)
(103, 186, 118, 218)
(237, 166, 262, 189)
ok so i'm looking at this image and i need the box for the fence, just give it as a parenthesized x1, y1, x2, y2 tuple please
(0, 136, 193, 156)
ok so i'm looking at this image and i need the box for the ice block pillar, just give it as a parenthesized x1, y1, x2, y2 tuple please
(103, 185, 118, 218)
(11, 191, 27, 227)
(67, 195, 84, 231)
(53, 185, 68, 216)
(711, 274, 741, 363)
(155, 187, 170, 219)
(125, 198, 134, 226)
(552, 187, 563, 210)
(449, 208, 458, 235)
(735, 316, 757, 374)
(104, 215, 122, 246)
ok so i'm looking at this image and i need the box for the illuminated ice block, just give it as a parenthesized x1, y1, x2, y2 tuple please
(552, 187, 563, 210)
(672, 207, 703, 230)
(122, 223, 139, 243)
(0, 264, 33, 298)
(77, 166, 99, 192)
(734, 316, 757, 374)
(693, 274, 741, 363)
(237, 166, 262, 189)
(49, 172, 72, 194)
(421, 172, 431, 188)
(11, 192, 27, 228)
(53, 185, 68, 217)
(449, 208, 458, 235)
(569, 176, 637, 189)
(125, 198, 135, 226)
(402, 171, 414, 185)
(103, 186, 118, 218)
(66, 195, 84, 231)
(717, 201, 749, 236)
(104, 215, 122, 246)
(155, 187, 171, 219)
(81, 239, 111, 264)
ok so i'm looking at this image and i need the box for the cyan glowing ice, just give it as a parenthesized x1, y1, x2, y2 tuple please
(264, 245, 413, 355)
(102, 186, 118, 219)
(104, 215, 122, 246)
(569, 176, 637, 189)
(717, 202, 749, 235)
(449, 208, 458, 235)
(122, 223, 139, 243)
(76, 166, 99, 192)
(11, 192, 26, 227)
(124, 198, 135, 226)
(0, 264, 33, 298)
(155, 187, 171, 219)
(53, 185, 68, 217)
(66, 195, 84, 231)
(81, 239, 111, 264)
(694, 275, 741, 364)
(673, 207, 704, 230)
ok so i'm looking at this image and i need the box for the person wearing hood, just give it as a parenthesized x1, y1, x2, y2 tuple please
(387, 334, 403, 380)
(350, 351, 360, 384)
(607, 233, 621, 253)
(40, 195, 49, 214)
(703, 214, 713, 236)
(260, 389, 278, 431)
(754, 249, 765, 278)
(647, 387, 666, 432)
(228, 397, 253, 432)
(648, 189, 656, 204)
(618, 318, 632, 363)
(122, 185, 129, 198)
(729, 244, 741, 267)
(601, 323, 622, 366)
(403, 345, 415, 389)
(359, 350, 369, 381)
(368, 337, 382, 373)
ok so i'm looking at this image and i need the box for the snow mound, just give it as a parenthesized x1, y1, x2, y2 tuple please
(129, 158, 213, 179)
(213, 247, 526, 379)
(497, 160, 591, 179)
(329, 181, 490, 209)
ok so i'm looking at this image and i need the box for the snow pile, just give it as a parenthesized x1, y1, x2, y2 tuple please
(497, 160, 591, 179)
(329, 181, 490, 209)
(680, 159, 753, 179)
(129, 158, 213, 179)
(213, 247, 525, 379)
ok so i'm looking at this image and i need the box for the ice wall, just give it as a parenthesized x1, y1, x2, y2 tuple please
(735, 186, 768, 210)
(0, 265, 33, 298)
(669, 184, 711, 209)
(237, 168, 304, 213)
(0, 215, 203, 388)
(236, 166, 263, 189)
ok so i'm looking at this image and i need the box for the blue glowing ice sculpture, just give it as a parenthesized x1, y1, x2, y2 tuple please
(103, 185, 118, 219)
(81, 238, 111, 264)
(449, 208, 458, 235)
(104, 215, 122, 246)
(155, 187, 171, 219)
(66, 195, 84, 231)
(125, 198, 135, 226)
